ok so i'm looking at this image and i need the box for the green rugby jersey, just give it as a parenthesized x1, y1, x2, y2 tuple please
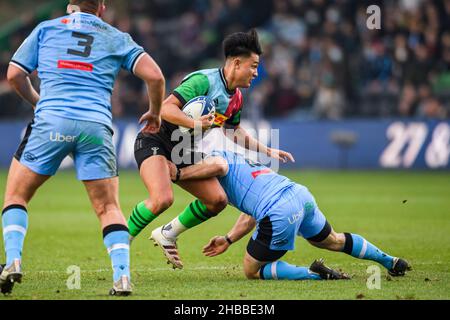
(150, 68, 244, 151)
(172, 68, 243, 129)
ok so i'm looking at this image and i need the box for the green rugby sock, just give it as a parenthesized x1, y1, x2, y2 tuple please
(128, 201, 158, 237)
(178, 199, 215, 229)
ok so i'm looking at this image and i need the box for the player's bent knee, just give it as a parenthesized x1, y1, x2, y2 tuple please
(215, 163, 229, 177)
(244, 269, 260, 280)
(243, 253, 263, 280)
(243, 263, 261, 280)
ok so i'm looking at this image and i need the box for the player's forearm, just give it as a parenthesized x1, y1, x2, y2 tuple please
(161, 103, 195, 129)
(227, 213, 256, 243)
(8, 74, 40, 108)
(231, 125, 269, 155)
(179, 159, 227, 181)
(146, 78, 165, 116)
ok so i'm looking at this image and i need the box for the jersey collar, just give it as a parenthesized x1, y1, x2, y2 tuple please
(219, 68, 236, 96)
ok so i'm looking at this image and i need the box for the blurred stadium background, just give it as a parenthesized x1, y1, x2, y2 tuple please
(0, 0, 449, 170)
(0, 0, 449, 300)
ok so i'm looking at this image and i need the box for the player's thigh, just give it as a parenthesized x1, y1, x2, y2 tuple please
(15, 114, 74, 178)
(296, 185, 332, 242)
(3, 158, 50, 208)
(134, 133, 174, 203)
(73, 122, 118, 181)
(246, 216, 290, 265)
(176, 178, 227, 211)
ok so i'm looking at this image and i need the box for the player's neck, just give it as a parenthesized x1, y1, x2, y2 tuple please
(222, 66, 237, 92)
(67, 4, 100, 17)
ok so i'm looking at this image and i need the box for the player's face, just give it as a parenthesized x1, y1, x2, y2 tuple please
(235, 53, 260, 88)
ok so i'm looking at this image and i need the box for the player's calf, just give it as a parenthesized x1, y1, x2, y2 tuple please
(103, 224, 131, 295)
(128, 194, 173, 239)
(257, 260, 348, 281)
(308, 229, 346, 252)
(1, 204, 28, 295)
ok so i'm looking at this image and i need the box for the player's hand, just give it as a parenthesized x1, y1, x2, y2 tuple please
(167, 160, 178, 181)
(139, 111, 161, 134)
(195, 114, 215, 131)
(267, 148, 295, 163)
(202, 236, 229, 257)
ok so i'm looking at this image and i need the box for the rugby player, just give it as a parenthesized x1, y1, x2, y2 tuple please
(129, 29, 294, 269)
(162, 150, 411, 280)
(1, 0, 165, 295)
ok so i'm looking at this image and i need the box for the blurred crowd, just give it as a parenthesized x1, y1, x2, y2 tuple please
(1, 0, 449, 120)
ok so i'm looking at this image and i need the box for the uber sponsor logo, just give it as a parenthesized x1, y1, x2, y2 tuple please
(288, 211, 302, 225)
(50, 132, 77, 143)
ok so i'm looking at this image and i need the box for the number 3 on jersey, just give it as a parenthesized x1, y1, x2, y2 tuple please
(68, 32, 94, 58)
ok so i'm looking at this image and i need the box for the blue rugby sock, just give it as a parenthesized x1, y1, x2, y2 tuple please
(260, 261, 322, 280)
(2, 205, 28, 266)
(342, 233, 394, 270)
(103, 225, 130, 282)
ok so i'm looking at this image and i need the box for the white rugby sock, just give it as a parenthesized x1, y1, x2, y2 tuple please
(162, 217, 188, 239)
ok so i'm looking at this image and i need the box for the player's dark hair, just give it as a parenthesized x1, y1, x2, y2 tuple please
(223, 29, 263, 58)
(69, 0, 104, 14)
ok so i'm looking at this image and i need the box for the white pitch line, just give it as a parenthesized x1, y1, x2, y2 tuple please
(27, 265, 231, 274)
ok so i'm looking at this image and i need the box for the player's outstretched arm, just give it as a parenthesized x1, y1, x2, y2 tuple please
(203, 213, 256, 257)
(167, 156, 229, 182)
(134, 54, 165, 134)
(227, 124, 295, 163)
(7, 64, 40, 109)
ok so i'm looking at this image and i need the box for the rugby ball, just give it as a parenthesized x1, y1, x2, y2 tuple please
(179, 96, 216, 135)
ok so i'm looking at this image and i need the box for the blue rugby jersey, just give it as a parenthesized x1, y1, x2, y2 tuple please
(212, 150, 296, 221)
(10, 12, 145, 128)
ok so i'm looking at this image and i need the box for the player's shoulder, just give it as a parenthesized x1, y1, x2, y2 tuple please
(30, 16, 63, 31)
(180, 70, 212, 88)
(106, 23, 131, 39)
(197, 68, 220, 76)
(184, 68, 217, 80)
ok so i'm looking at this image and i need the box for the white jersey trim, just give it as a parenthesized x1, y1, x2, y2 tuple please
(132, 52, 147, 75)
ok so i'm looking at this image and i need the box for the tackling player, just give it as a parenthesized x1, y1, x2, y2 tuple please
(0, 0, 165, 296)
(129, 29, 294, 268)
(162, 151, 411, 281)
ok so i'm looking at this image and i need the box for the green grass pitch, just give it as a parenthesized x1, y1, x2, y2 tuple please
(0, 169, 449, 300)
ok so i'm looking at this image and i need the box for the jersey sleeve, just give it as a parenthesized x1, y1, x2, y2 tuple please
(121, 33, 146, 74)
(10, 24, 43, 74)
(173, 74, 210, 105)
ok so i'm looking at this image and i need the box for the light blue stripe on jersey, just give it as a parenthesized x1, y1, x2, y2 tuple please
(11, 12, 145, 129)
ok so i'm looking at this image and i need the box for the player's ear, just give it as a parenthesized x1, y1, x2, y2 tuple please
(233, 57, 241, 70)
(98, 2, 106, 17)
